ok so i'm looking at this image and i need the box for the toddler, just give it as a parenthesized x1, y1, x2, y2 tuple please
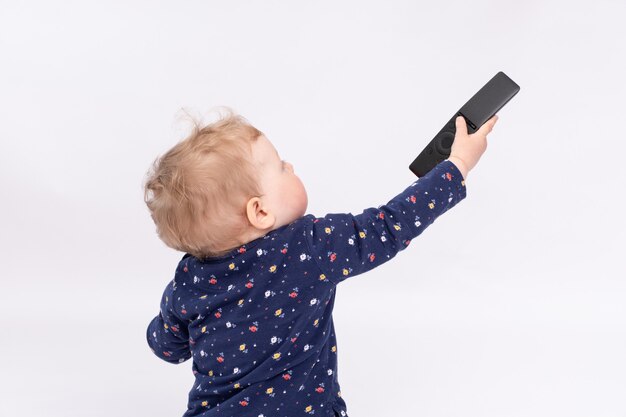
(144, 109, 498, 417)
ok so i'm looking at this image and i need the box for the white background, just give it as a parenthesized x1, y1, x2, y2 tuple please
(1, 1, 625, 416)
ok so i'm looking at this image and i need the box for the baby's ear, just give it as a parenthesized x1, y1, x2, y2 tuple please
(246, 197, 276, 230)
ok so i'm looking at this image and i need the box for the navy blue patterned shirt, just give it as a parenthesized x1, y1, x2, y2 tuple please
(147, 159, 467, 417)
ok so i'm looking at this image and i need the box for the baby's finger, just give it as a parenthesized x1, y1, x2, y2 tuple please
(475, 115, 499, 136)
(455, 116, 468, 135)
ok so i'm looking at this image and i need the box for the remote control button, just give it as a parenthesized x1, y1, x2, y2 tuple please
(435, 131, 455, 154)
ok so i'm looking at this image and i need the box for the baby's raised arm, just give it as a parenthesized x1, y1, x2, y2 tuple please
(303, 115, 497, 285)
(303, 159, 466, 285)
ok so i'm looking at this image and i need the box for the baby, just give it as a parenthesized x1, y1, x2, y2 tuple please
(143, 109, 497, 417)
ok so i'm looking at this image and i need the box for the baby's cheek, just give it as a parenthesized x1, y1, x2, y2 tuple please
(297, 183, 308, 213)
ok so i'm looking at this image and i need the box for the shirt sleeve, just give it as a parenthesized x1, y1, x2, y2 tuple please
(304, 159, 467, 285)
(146, 278, 192, 364)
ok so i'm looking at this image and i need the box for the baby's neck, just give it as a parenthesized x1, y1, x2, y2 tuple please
(236, 226, 272, 247)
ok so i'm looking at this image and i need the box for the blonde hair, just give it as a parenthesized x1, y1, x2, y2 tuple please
(143, 108, 263, 260)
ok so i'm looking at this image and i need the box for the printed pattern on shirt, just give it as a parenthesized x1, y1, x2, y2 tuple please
(147, 159, 466, 417)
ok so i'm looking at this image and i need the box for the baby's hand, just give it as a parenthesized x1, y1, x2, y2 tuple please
(448, 115, 498, 180)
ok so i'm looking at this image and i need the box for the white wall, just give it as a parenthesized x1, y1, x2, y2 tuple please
(1, 1, 624, 416)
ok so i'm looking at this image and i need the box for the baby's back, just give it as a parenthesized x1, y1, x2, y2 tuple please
(148, 217, 347, 416)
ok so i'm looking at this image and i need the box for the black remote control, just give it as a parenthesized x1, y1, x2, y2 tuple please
(409, 71, 520, 177)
